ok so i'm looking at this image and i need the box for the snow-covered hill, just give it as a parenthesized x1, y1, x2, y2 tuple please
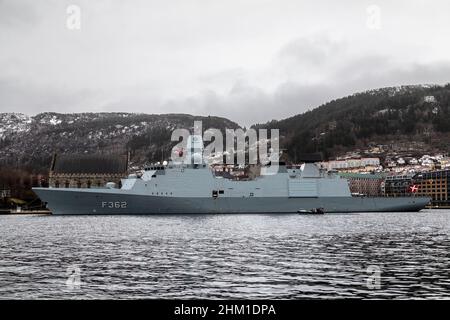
(0, 112, 240, 171)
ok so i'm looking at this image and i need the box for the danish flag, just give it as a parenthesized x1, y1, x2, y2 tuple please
(409, 185, 419, 193)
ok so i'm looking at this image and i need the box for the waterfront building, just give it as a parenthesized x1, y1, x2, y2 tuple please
(382, 174, 414, 197)
(413, 170, 450, 206)
(48, 153, 128, 188)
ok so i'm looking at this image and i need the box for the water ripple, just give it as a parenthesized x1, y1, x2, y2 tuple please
(0, 211, 449, 299)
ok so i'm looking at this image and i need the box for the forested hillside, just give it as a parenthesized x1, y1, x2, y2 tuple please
(255, 84, 450, 161)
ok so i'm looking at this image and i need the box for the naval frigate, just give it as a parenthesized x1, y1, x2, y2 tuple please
(33, 136, 430, 215)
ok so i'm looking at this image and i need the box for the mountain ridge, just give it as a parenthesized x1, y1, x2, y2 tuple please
(255, 83, 450, 161)
(1, 83, 450, 172)
(0, 112, 240, 171)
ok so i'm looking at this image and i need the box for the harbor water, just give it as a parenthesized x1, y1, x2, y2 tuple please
(0, 210, 449, 299)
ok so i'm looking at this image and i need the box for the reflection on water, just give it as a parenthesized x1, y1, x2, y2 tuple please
(0, 210, 449, 299)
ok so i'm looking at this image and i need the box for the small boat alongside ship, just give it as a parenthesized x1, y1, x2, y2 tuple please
(297, 208, 325, 215)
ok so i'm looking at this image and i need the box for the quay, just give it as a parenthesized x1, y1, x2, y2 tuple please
(0, 209, 51, 215)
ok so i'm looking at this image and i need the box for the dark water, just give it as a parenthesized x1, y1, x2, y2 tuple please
(0, 210, 449, 299)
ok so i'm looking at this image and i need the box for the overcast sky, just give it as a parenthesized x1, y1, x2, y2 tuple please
(1, 0, 450, 126)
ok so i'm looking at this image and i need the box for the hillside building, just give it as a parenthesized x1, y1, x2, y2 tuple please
(0, 188, 11, 199)
(320, 158, 380, 172)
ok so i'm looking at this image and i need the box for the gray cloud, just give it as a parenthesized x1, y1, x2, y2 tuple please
(0, 0, 39, 27)
(158, 35, 450, 126)
(277, 36, 346, 69)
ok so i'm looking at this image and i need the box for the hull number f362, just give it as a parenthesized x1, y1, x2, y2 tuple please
(101, 201, 127, 209)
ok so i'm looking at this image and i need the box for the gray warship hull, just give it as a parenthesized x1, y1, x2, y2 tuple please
(33, 156, 431, 215)
(33, 187, 430, 215)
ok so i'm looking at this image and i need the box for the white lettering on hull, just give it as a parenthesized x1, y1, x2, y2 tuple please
(101, 201, 127, 209)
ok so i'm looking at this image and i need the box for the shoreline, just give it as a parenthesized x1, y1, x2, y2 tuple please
(0, 209, 52, 215)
